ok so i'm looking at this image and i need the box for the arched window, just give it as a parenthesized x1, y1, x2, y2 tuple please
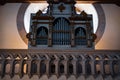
(59, 63, 64, 74)
(36, 27, 48, 45)
(14, 63, 20, 74)
(75, 27, 87, 45)
(5, 63, 10, 73)
(31, 61, 37, 74)
(23, 63, 28, 74)
(52, 17, 71, 45)
(40, 61, 46, 75)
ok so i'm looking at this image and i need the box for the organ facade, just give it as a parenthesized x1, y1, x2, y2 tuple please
(27, 0, 96, 49)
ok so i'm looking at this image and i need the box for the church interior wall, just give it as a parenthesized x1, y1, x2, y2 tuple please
(0, 3, 120, 50)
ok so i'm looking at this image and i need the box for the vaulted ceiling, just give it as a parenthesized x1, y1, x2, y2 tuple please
(0, 0, 120, 6)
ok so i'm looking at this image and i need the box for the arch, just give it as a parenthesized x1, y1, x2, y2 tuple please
(95, 56, 100, 60)
(15, 55, 20, 60)
(36, 26, 48, 45)
(94, 55, 102, 60)
(5, 54, 13, 60)
(44, 54, 50, 60)
(75, 27, 87, 45)
(103, 55, 112, 60)
(14, 63, 20, 74)
(23, 54, 31, 60)
(112, 55, 119, 60)
(52, 17, 71, 45)
(71, 55, 77, 60)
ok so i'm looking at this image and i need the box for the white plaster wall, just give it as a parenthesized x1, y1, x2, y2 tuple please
(0, 3, 27, 49)
(95, 4, 120, 50)
(0, 3, 120, 50)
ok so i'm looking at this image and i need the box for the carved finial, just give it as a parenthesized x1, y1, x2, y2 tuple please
(58, 4, 65, 12)
(80, 11, 87, 16)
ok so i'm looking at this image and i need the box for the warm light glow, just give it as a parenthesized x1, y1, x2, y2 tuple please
(23, 64, 27, 74)
(24, 3, 98, 33)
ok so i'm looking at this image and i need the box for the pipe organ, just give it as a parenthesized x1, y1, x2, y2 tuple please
(27, 0, 96, 48)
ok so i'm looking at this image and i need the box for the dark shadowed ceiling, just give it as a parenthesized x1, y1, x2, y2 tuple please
(0, 0, 120, 6)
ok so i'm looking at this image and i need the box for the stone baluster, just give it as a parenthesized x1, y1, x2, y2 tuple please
(28, 60, 32, 78)
(19, 59, 23, 78)
(100, 60, 104, 75)
(10, 60, 14, 78)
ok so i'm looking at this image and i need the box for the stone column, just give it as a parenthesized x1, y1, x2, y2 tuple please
(72, 60, 77, 75)
(100, 60, 104, 75)
(110, 60, 113, 75)
(19, 59, 23, 78)
(28, 60, 32, 78)
(82, 60, 86, 74)
(91, 60, 95, 75)
(64, 60, 68, 75)
(46, 59, 50, 77)
(37, 60, 41, 77)
(55, 60, 59, 77)
(1, 60, 5, 78)
(10, 60, 14, 78)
